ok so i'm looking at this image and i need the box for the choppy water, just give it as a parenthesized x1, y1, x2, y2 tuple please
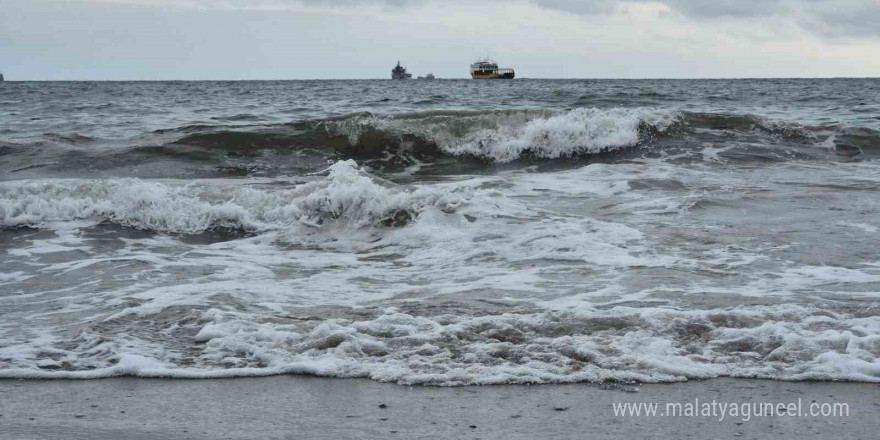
(1, 79, 880, 385)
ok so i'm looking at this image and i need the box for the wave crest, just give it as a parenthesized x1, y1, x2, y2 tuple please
(5, 304, 880, 384)
(315, 108, 679, 162)
(0, 160, 465, 233)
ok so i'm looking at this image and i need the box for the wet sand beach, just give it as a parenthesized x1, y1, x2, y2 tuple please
(1, 377, 876, 440)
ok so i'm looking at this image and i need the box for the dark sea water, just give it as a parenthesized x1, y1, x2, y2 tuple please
(1, 79, 880, 384)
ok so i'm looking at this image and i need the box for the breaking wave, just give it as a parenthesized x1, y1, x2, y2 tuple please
(5, 80, 880, 389)
(311, 107, 679, 162)
(5, 109, 878, 180)
(3, 304, 880, 384)
(0, 160, 466, 233)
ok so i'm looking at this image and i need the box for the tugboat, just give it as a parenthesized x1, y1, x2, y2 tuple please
(470, 59, 514, 79)
(391, 61, 412, 80)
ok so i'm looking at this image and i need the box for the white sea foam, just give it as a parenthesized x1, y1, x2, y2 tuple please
(443, 108, 676, 162)
(3, 305, 880, 384)
(0, 271, 31, 283)
(324, 108, 679, 162)
(838, 222, 879, 234)
(3, 155, 880, 386)
(0, 160, 466, 233)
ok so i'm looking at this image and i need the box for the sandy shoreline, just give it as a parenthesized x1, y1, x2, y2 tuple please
(1, 377, 876, 439)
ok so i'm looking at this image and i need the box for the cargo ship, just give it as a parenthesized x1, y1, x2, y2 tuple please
(391, 61, 412, 80)
(469, 59, 514, 79)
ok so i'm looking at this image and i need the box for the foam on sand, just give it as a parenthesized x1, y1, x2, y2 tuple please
(2, 304, 880, 385)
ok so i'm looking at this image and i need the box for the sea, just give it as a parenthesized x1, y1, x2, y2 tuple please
(1, 78, 879, 385)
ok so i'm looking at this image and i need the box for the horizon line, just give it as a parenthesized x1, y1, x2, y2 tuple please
(3, 76, 880, 81)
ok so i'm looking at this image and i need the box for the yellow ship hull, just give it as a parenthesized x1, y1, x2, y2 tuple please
(470, 70, 515, 79)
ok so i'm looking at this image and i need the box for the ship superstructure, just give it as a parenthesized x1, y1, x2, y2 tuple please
(391, 61, 412, 80)
(469, 59, 514, 79)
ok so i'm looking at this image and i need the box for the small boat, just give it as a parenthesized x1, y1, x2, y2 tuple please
(470, 59, 514, 79)
(417, 73, 436, 80)
(391, 61, 412, 80)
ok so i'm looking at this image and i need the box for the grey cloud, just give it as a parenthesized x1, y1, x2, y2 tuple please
(799, 1, 880, 38)
(530, 0, 880, 38)
(655, 0, 787, 18)
(47, 0, 880, 38)
(526, 0, 786, 17)
(524, 0, 620, 15)
(662, 0, 880, 39)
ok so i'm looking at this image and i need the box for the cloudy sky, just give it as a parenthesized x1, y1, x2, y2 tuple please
(2, 0, 879, 79)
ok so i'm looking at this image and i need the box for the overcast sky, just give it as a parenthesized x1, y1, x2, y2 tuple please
(2, 0, 879, 80)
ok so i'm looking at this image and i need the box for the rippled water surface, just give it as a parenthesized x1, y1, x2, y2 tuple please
(1, 79, 880, 384)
